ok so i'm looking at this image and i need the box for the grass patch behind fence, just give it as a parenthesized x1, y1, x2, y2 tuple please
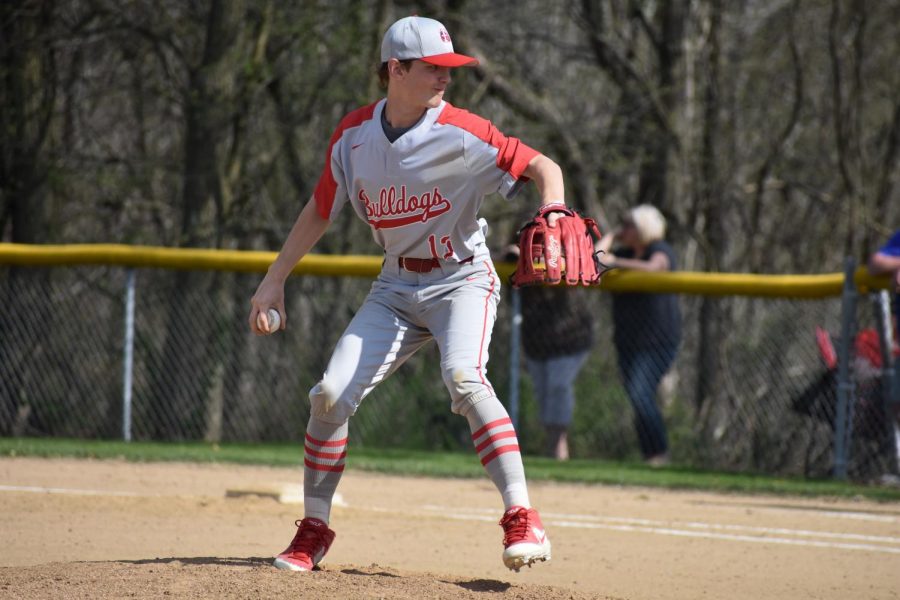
(2, 437, 899, 502)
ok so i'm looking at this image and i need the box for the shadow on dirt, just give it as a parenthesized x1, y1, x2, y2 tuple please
(340, 567, 401, 578)
(445, 578, 511, 592)
(116, 557, 272, 567)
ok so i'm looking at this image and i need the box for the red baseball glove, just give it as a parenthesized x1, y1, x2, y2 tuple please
(511, 205, 610, 287)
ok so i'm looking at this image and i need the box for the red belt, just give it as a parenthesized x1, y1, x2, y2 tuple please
(398, 256, 474, 273)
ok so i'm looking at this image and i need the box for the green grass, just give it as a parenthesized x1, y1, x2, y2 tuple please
(2, 437, 899, 502)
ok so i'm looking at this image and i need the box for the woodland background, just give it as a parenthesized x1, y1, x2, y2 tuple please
(3, 0, 899, 257)
(1, 0, 899, 476)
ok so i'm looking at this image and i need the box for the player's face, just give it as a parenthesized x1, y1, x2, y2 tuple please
(400, 60, 452, 109)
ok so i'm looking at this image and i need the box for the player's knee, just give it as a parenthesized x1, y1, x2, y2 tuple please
(444, 368, 494, 416)
(308, 380, 354, 425)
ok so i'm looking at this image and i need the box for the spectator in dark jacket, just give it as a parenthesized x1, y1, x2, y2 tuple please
(597, 205, 681, 466)
(505, 244, 595, 460)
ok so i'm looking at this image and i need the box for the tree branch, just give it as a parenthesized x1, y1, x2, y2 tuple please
(629, 1, 662, 54)
(453, 32, 607, 227)
(828, 0, 858, 256)
(578, 0, 680, 149)
(873, 97, 900, 226)
(747, 0, 803, 272)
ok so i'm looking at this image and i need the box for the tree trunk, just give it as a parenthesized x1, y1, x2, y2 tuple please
(636, 0, 687, 211)
(694, 0, 725, 416)
(0, 1, 58, 436)
(148, 0, 246, 440)
(0, 0, 56, 244)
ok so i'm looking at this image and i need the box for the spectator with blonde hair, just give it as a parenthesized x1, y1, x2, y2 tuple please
(598, 204, 681, 466)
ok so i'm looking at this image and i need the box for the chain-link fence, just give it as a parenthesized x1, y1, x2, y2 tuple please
(1, 259, 897, 480)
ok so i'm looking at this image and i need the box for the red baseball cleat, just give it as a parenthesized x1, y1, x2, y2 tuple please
(273, 517, 336, 571)
(499, 506, 552, 571)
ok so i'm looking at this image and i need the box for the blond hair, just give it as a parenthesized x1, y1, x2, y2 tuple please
(627, 204, 666, 245)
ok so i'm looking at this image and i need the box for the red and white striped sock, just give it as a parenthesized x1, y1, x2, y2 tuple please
(303, 417, 348, 523)
(467, 397, 530, 509)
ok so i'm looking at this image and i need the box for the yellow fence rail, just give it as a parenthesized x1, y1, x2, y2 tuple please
(0, 243, 891, 298)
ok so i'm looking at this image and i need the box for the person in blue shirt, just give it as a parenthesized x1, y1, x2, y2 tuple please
(869, 230, 900, 320)
(868, 229, 900, 408)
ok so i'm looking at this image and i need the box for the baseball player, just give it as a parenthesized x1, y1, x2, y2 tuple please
(249, 15, 565, 573)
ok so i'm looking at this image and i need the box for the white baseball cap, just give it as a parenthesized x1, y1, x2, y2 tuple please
(380, 16, 478, 68)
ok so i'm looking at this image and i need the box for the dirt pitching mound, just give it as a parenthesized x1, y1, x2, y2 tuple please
(3, 458, 899, 599)
(1, 560, 604, 600)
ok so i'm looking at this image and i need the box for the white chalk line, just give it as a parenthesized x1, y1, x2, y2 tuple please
(420, 505, 900, 545)
(0, 484, 150, 497)
(812, 510, 897, 523)
(4, 485, 899, 554)
(687, 500, 898, 523)
(414, 504, 900, 555)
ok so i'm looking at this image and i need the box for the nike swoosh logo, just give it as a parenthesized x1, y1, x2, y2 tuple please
(532, 526, 546, 543)
(351, 143, 364, 150)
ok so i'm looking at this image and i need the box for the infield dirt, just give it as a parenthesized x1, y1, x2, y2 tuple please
(1, 457, 898, 599)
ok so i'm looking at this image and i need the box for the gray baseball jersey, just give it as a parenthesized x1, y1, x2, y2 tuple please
(314, 99, 537, 262)
(309, 99, 538, 423)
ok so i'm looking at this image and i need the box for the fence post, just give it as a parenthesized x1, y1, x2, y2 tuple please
(872, 290, 899, 475)
(122, 268, 136, 442)
(873, 290, 896, 408)
(833, 257, 858, 479)
(508, 287, 522, 430)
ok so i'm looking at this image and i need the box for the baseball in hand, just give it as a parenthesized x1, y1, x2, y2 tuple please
(257, 308, 281, 334)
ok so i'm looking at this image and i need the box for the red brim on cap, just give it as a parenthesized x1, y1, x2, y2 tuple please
(421, 53, 479, 67)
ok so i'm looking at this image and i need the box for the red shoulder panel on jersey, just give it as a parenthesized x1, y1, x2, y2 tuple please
(314, 102, 379, 219)
(436, 103, 539, 180)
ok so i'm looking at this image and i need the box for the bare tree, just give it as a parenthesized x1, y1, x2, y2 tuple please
(0, 0, 58, 243)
